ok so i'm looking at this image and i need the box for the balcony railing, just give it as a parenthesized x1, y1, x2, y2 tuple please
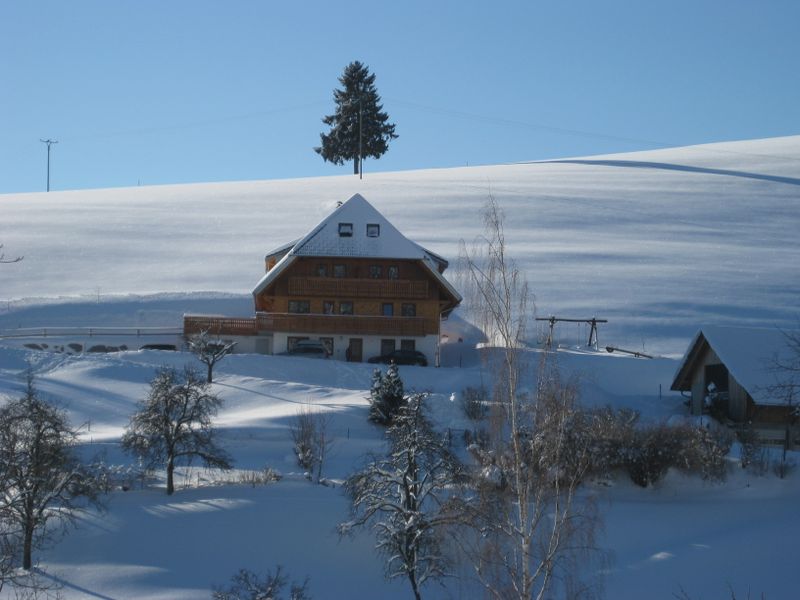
(256, 313, 435, 336)
(184, 313, 438, 337)
(287, 277, 429, 299)
(184, 315, 257, 336)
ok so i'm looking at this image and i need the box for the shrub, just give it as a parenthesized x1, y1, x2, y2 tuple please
(461, 386, 489, 420)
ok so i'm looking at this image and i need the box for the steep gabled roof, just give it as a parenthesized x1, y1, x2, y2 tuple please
(671, 325, 797, 405)
(291, 194, 432, 260)
(253, 194, 462, 307)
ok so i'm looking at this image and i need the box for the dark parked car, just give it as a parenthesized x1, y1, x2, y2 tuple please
(367, 349, 428, 367)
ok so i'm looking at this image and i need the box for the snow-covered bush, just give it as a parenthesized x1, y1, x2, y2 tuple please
(461, 386, 489, 420)
(289, 406, 332, 483)
(737, 427, 768, 474)
(547, 407, 731, 487)
(367, 364, 405, 425)
(618, 422, 730, 487)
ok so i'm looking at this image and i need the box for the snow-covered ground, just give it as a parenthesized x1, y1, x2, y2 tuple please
(3, 135, 799, 356)
(1, 136, 799, 598)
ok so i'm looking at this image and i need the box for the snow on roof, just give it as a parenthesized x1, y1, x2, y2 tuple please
(672, 325, 798, 404)
(253, 194, 461, 301)
(291, 194, 430, 260)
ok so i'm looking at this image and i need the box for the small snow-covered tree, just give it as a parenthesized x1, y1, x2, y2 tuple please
(368, 363, 405, 425)
(122, 366, 232, 495)
(187, 330, 236, 383)
(341, 393, 463, 600)
(0, 371, 104, 572)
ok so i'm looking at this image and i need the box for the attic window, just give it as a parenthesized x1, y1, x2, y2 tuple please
(338, 223, 353, 237)
(366, 223, 380, 237)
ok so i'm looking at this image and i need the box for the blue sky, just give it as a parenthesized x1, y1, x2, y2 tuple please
(1, 0, 798, 193)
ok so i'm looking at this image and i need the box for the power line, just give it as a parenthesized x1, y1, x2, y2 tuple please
(388, 98, 800, 164)
(39, 139, 58, 192)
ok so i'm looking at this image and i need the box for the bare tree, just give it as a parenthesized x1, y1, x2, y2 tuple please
(289, 405, 334, 484)
(187, 330, 236, 384)
(0, 244, 22, 264)
(122, 365, 232, 495)
(0, 372, 104, 572)
(458, 198, 602, 600)
(212, 565, 311, 600)
(768, 329, 800, 477)
(340, 393, 464, 600)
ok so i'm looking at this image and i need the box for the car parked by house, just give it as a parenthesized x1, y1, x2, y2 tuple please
(367, 349, 428, 367)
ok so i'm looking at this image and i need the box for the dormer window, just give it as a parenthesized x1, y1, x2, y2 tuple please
(366, 223, 380, 237)
(338, 223, 353, 237)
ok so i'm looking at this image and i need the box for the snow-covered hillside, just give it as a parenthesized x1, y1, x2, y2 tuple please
(3, 135, 799, 355)
(1, 137, 799, 599)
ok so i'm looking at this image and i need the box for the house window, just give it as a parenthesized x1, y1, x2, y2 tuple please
(339, 301, 354, 315)
(382, 303, 394, 317)
(316, 264, 328, 277)
(333, 264, 347, 278)
(401, 303, 416, 317)
(288, 300, 310, 314)
(369, 265, 382, 279)
(323, 300, 335, 314)
(366, 223, 380, 237)
(338, 223, 353, 237)
(388, 265, 399, 280)
(401, 339, 416, 351)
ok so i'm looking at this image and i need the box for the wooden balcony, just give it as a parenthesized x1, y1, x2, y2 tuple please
(256, 312, 436, 336)
(184, 315, 257, 336)
(287, 277, 429, 299)
(185, 313, 438, 337)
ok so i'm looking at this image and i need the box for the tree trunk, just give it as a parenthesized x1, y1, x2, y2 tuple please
(207, 362, 213, 384)
(407, 571, 422, 600)
(167, 455, 175, 495)
(22, 522, 34, 570)
(353, 157, 359, 175)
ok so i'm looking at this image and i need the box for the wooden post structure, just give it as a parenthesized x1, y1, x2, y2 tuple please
(535, 316, 608, 349)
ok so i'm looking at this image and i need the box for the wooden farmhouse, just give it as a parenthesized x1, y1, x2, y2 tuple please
(671, 325, 799, 440)
(184, 194, 462, 365)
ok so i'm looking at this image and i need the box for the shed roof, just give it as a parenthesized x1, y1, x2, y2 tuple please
(671, 325, 798, 405)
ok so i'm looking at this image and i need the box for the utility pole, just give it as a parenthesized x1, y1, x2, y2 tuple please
(40, 138, 58, 192)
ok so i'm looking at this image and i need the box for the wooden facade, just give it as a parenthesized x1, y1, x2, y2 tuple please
(254, 257, 452, 339)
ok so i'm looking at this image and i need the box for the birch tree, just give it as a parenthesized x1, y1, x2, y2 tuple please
(458, 198, 601, 600)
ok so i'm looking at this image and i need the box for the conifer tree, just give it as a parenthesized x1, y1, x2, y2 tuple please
(368, 364, 405, 425)
(315, 61, 397, 177)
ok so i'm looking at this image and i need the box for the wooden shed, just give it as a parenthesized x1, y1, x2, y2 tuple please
(671, 326, 798, 432)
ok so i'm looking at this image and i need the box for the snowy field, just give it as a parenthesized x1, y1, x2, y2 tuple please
(1, 136, 799, 598)
(2, 135, 799, 355)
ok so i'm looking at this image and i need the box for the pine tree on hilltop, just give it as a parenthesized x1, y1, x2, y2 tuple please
(315, 61, 397, 177)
